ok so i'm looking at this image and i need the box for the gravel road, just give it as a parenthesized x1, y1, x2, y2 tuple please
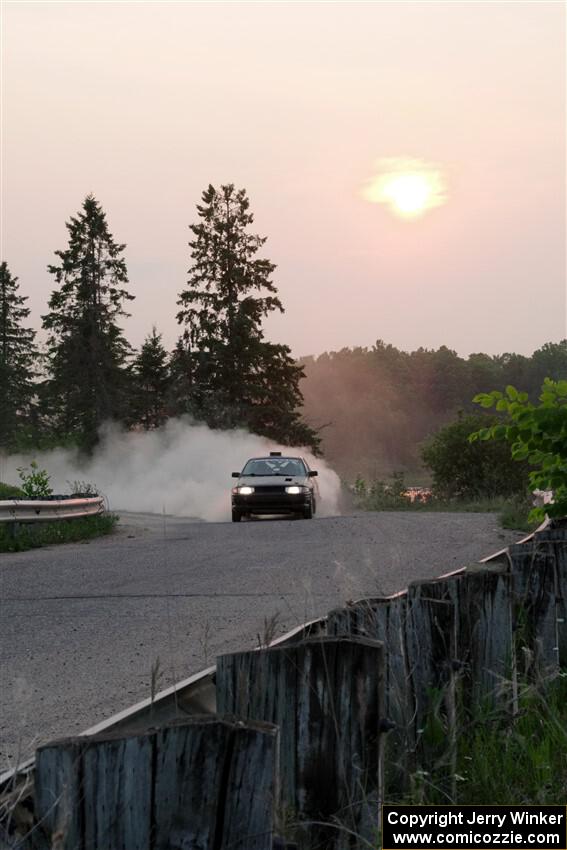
(1, 511, 523, 768)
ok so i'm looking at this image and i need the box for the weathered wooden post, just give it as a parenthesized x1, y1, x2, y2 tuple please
(546, 520, 567, 666)
(327, 567, 515, 797)
(216, 636, 384, 850)
(454, 568, 515, 707)
(508, 533, 562, 679)
(520, 520, 567, 670)
(35, 716, 279, 850)
(34, 738, 84, 850)
(327, 595, 412, 796)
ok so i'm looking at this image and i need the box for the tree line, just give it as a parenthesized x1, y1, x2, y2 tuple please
(299, 339, 567, 478)
(0, 187, 319, 454)
(2, 186, 565, 478)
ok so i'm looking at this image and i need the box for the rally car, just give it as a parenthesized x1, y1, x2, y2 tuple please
(231, 452, 319, 522)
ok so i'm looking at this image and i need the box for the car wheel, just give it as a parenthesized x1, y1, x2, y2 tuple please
(232, 509, 242, 523)
(303, 498, 314, 519)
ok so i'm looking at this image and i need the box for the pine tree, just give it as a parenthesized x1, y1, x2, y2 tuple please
(167, 334, 194, 418)
(130, 327, 170, 429)
(176, 184, 319, 451)
(0, 262, 38, 449)
(43, 195, 134, 452)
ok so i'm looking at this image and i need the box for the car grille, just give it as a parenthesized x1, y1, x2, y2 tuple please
(253, 485, 288, 494)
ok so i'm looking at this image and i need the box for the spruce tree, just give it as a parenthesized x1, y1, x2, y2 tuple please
(0, 262, 37, 449)
(130, 326, 170, 429)
(167, 334, 194, 418)
(176, 184, 319, 451)
(43, 195, 134, 452)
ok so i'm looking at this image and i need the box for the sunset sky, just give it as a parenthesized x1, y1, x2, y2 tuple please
(2, 1, 565, 358)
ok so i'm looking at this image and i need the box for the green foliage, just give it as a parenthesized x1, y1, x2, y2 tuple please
(130, 326, 170, 429)
(42, 195, 134, 453)
(16, 461, 53, 498)
(355, 472, 415, 510)
(499, 494, 537, 532)
(176, 184, 320, 452)
(422, 412, 530, 501)
(0, 512, 118, 552)
(0, 261, 38, 450)
(0, 481, 25, 499)
(472, 378, 567, 520)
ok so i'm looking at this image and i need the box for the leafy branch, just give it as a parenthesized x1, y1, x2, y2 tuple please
(470, 379, 567, 520)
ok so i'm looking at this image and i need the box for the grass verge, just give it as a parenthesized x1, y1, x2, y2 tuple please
(0, 482, 25, 499)
(353, 477, 537, 532)
(396, 675, 567, 806)
(0, 513, 119, 553)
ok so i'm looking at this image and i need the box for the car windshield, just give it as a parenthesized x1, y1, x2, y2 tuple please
(241, 458, 307, 477)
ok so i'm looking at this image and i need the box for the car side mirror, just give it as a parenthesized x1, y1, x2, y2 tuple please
(309, 470, 318, 477)
(232, 472, 240, 478)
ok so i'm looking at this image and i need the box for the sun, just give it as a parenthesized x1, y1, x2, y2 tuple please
(362, 158, 448, 219)
(381, 173, 432, 216)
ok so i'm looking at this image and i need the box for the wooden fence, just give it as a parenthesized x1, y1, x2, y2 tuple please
(327, 519, 566, 798)
(34, 717, 280, 850)
(7, 519, 566, 850)
(216, 636, 384, 850)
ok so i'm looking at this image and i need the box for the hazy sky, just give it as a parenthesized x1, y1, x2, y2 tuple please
(2, 1, 565, 358)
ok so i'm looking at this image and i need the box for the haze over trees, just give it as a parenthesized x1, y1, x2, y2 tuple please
(0, 190, 565, 480)
(299, 340, 567, 479)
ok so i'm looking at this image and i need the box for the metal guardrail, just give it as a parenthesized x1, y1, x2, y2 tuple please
(0, 496, 104, 524)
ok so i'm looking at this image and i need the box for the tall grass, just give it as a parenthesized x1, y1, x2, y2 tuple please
(399, 675, 567, 805)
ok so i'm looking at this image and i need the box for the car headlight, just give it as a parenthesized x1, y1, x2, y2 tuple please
(237, 485, 255, 495)
(286, 485, 308, 494)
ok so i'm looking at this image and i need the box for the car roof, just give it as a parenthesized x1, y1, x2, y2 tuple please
(245, 455, 305, 463)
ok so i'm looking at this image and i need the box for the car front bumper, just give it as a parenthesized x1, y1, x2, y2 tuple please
(232, 492, 311, 515)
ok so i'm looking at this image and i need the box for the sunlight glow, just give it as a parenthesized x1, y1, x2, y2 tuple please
(362, 158, 448, 219)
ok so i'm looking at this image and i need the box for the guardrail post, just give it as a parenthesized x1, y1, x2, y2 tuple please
(217, 636, 384, 850)
(35, 716, 279, 850)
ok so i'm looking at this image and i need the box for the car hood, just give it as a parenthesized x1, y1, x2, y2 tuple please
(237, 475, 309, 486)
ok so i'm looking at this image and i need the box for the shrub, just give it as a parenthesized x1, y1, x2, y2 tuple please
(472, 379, 567, 521)
(422, 412, 530, 501)
(16, 461, 53, 498)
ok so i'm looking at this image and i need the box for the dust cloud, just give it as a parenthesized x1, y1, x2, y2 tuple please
(3, 419, 342, 521)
